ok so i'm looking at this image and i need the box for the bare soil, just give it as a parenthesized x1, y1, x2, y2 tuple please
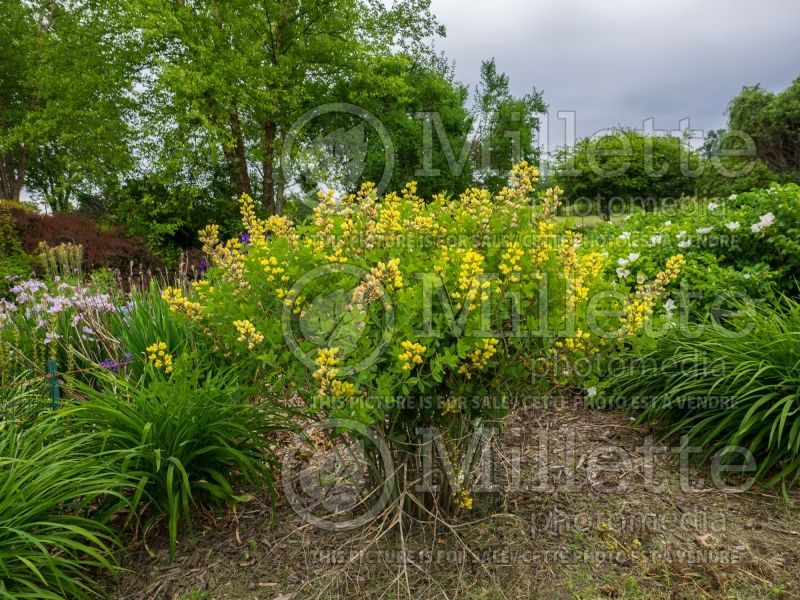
(109, 400, 800, 599)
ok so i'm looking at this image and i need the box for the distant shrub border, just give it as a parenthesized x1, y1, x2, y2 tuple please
(9, 208, 161, 275)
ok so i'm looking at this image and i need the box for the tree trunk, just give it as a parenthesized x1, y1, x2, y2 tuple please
(223, 109, 252, 198)
(262, 120, 277, 214)
(0, 145, 29, 200)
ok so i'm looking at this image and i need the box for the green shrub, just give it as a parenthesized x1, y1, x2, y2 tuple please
(601, 298, 800, 494)
(67, 366, 288, 558)
(0, 417, 130, 599)
(170, 163, 685, 514)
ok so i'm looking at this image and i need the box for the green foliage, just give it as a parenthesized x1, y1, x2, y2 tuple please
(321, 53, 475, 199)
(0, 208, 35, 298)
(473, 59, 547, 191)
(104, 174, 239, 264)
(0, 0, 136, 208)
(551, 129, 699, 215)
(68, 366, 288, 559)
(585, 183, 800, 300)
(601, 298, 800, 494)
(183, 167, 684, 512)
(0, 417, 130, 599)
(131, 0, 444, 214)
(727, 78, 800, 177)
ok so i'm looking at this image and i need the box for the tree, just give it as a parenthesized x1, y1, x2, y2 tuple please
(472, 58, 546, 190)
(301, 52, 474, 199)
(131, 0, 444, 214)
(727, 78, 800, 177)
(0, 0, 135, 207)
(551, 129, 699, 217)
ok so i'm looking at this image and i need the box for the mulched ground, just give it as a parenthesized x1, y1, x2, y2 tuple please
(108, 400, 800, 599)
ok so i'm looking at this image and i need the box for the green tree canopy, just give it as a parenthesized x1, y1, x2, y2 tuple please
(551, 129, 699, 216)
(726, 78, 800, 177)
(0, 0, 135, 209)
(130, 0, 444, 214)
(472, 58, 546, 191)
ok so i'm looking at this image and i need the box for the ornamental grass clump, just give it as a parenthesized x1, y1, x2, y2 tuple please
(604, 297, 800, 495)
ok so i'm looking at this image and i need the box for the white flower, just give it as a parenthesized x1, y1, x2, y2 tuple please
(696, 226, 713, 235)
(664, 298, 677, 316)
(708, 202, 719, 211)
(743, 273, 752, 280)
(676, 230, 687, 240)
(649, 235, 662, 246)
(617, 257, 629, 267)
(664, 220, 672, 226)
(627, 252, 640, 263)
(637, 274, 646, 285)
(678, 240, 692, 248)
(616, 267, 630, 279)
(751, 212, 775, 233)
(725, 222, 740, 231)
(587, 386, 597, 398)
(728, 193, 737, 200)
(618, 231, 631, 240)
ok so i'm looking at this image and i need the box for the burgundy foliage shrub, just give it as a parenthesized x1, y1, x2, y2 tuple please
(10, 209, 162, 274)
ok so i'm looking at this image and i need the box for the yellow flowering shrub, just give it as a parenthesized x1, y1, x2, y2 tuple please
(169, 162, 684, 512)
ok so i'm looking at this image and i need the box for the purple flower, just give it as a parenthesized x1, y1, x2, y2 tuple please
(198, 259, 209, 273)
(100, 358, 120, 371)
(44, 331, 62, 345)
(239, 232, 251, 246)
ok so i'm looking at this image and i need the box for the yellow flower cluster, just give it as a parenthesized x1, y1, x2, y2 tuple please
(452, 249, 489, 311)
(260, 255, 288, 284)
(146, 341, 174, 374)
(312, 347, 356, 396)
(162, 286, 203, 320)
(554, 328, 597, 355)
(191, 279, 213, 300)
(233, 319, 264, 350)
(621, 254, 686, 335)
(264, 214, 294, 237)
(199, 224, 219, 255)
(458, 338, 500, 379)
(399, 340, 426, 372)
(499, 241, 524, 284)
(441, 398, 461, 416)
(456, 187, 493, 226)
(496, 161, 540, 210)
(540, 186, 563, 221)
(372, 257, 403, 290)
(453, 488, 474, 510)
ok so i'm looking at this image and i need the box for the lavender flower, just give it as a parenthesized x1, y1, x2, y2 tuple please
(100, 358, 120, 371)
(43, 331, 62, 345)
(198, 259, 209, 273)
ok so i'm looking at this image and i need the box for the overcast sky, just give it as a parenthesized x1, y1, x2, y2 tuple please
(428, 0, 800, 150)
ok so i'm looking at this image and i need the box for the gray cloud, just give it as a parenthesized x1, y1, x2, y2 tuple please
(429, 0, 800, 148)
